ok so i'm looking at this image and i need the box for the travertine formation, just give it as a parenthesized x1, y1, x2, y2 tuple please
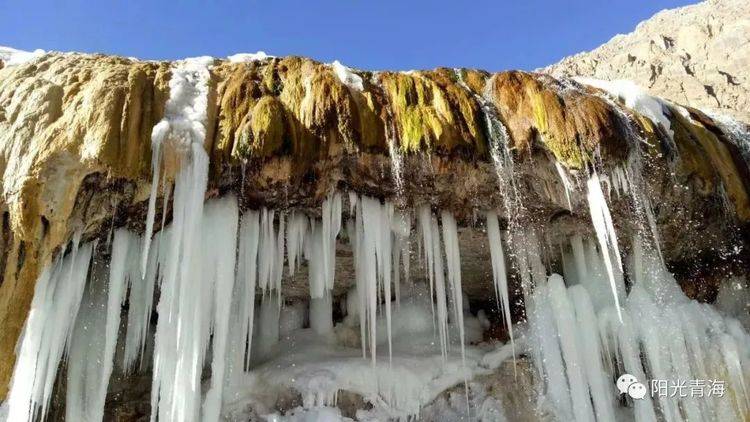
(0, 49, 748, 398)
(545, 0, 750, 123)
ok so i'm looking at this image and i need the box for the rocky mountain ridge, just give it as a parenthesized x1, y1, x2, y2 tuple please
(545, 0, 750, 123)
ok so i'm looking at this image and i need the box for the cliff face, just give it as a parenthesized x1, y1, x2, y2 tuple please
(544, 0, 750, 123)
(0, 49, 749, 399)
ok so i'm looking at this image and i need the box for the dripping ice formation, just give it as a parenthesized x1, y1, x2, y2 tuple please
(6, 235, 93, 422)
(141, 56, 214, 277)
(2, 55, 750, 422)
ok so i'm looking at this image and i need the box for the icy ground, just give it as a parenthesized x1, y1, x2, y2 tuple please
(223, 284, 519, 421)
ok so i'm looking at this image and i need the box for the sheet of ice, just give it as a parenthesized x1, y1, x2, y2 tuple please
(575, 78, 673, 138)
(331, 60, 364, 91)
(227, 51, 273, 63)
(7, 236, 94, 422)
(0, 46, 45, 65)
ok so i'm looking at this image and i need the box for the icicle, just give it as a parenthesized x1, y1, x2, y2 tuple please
(526, 283, 573, 420)
(149, 143, 210, 422)
(286, 212, 308, 276)
(141, 139, 162, 277)
(274, 213, 285, 300)
(322, 192, 342, 292)
(66, 229, 133, 421)
(306, 221, 326, 298)
(417, 208, 449, 359)
(124, 231, 158, 373)
(349, 195, 404, 365)
(568, 285, 616, 422)
(141, 56, 214, 277)
(200, 197, 239, 421)
(417, 206, 437, 325)
(256, 293, 281, 359)
(258, 208, 277, 294)
(586, 173, 624, 321)
(485, 212, 515, 366)
(547, 274, 595, 422)
(306, 192, 342, 299)
(359, 196, 384, 365)
(310, 294, 334, 335)
(441, 212, 466, 362)
(7, 236, 94, 422)
(230, 210, 260, 373)
(352, 203, 368, 359)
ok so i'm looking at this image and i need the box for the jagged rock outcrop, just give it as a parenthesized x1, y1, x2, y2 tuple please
(0, 50, 749, 399)
(544, 0, 750, 123)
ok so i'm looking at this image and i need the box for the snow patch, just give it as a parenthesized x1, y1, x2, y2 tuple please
(0, 46, 45, 66)
(575, 78, 674, 138)
(228, 51, 273, 63)
(331, 60, 363, 91)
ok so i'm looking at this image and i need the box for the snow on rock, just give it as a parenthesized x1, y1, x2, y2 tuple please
(0, 46, 45, 66)
(575, 77, 674, 139)
(228, 51, 273, 63)
(331, 60, 363, 91)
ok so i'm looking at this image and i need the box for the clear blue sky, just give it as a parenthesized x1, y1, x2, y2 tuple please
(1, 0, 693, 71)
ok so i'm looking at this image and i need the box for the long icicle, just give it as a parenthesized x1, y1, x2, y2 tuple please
(7, 235, 94, 422)
(586, 173, 624, 321)
(486, 211, 515, 369)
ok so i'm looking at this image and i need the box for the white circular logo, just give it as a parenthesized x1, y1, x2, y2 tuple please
(616, 373, 638, 395)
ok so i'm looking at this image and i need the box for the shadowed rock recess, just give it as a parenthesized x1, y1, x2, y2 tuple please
(0, 51, 749, 421)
